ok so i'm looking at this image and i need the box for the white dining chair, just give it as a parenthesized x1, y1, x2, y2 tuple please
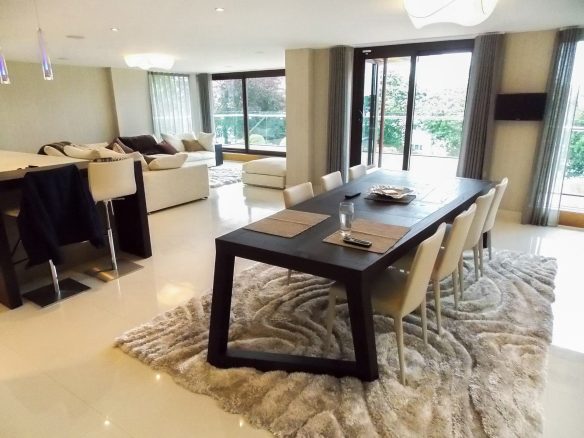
(348, 164, 367, 181)
(325, 223, 446, 385)
(283, 182, 314, 208)
(320, 171, 343, 192)
(457, 188, 495, 295)
(393, 204, 476, 332)
(88, 158, 142, 281)
(482, 177, 508, 260)
(282, 182, 314, 284)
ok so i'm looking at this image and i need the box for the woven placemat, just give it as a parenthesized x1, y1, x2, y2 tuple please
(245, 210, 330, 238)
(323, 218, 409, 253)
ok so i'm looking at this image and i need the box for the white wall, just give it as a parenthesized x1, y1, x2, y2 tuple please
(0, 62, 118, 153)
(109, 68, 153, 137)
(489, 30, 556, 213)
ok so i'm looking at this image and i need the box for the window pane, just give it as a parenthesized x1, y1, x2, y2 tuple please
(149, 73, 192, 137)
(245, 76, 286, 152)
(410, 52, 472, 177)
(213, 79, 245, 149)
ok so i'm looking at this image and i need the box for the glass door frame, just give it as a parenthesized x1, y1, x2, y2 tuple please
(212, 69, 286, 157)
(349, 40, 475, 168)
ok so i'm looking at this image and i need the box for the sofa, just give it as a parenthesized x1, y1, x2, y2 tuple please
(38, 138, 210, 213)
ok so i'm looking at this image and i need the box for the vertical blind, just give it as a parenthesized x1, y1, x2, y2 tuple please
(149, 72, 193, 136)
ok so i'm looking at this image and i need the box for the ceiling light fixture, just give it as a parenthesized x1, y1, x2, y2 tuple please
(0, 48, 10, 84)
(124, 53, 175, 70)
(110, 27, 119, 32)
(215, 7, 225, 12)
(403, 0, 498, 28)
(32, 0, 53, 80)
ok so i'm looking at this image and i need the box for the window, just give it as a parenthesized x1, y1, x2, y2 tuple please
(149, 73, 193, 136)
(351, 40, 473, 177)
(212, 70, 286, 155)
(559, 41, 584, 225)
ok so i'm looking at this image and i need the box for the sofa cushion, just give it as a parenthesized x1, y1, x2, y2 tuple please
(38, 141, 71, 155)
(242, 157, 286, 177)
(148, 153, 188, 170)
(98, 147, 149, 171)
(184, 151, 214, 162)
(156, 140, 178, 155)
(161, 133, 197, 152)
(197, 132, 215, 151)
(63, 145, 99, 160)
(182, 139, 206, 152)
(117, 135, 159, 155)
(109, 141, 134, 154)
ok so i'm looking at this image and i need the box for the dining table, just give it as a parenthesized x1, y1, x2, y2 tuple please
(207, 169, 492, 381)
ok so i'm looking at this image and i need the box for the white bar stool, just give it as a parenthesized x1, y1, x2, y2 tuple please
(87, 158, 143, 281)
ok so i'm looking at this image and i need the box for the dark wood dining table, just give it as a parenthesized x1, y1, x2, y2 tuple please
(207, 170, 491, 381)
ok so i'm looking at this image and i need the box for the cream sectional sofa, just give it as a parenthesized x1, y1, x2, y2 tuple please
(142, 162, 209, 213)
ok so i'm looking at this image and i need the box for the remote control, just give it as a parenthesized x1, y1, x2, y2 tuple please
(343, 236, 372, 248)
(344, 192, 361, 199)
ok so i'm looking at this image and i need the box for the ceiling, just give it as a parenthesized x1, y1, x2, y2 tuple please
(1, 0, 583, 73)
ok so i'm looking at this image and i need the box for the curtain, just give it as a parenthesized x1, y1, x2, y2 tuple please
(326, 46, 353, 180)
(523, 27, 584, 226)
(197, 73, 214, 133)
(457, 33, 504, 179)
(148, 72, 193, 137)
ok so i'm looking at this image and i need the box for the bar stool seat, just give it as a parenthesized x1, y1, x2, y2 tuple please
(86, 158, 143, 281)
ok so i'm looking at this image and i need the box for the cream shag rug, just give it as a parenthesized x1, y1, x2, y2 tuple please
(116, 250, 557, 437)
(209, 166, 242, 188)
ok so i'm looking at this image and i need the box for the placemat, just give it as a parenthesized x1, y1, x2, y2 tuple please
(323, 218, 410, 254)
(270, 209, 330, 226)
(245, 210, 330, 238)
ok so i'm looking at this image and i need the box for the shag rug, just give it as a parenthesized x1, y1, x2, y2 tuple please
(209, 165, 242, 188)
(116, 250, 557, 437)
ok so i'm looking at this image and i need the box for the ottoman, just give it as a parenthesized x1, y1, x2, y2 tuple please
(242, 157, 286, 189)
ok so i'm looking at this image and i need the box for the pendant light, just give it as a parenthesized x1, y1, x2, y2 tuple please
(0, 47, 10, 84)
(33, 0, 53, 80)
(404, 0, 499, 28)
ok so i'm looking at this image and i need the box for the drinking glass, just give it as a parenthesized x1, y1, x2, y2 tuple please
(339, 201, 354, 237)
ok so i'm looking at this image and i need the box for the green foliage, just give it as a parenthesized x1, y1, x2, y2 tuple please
(418, 120, 463, 157)
(566, 131, 584, 178)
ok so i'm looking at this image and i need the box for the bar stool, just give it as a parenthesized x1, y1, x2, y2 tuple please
(8, 165, 104, 307)
(86, 158, 142, 281)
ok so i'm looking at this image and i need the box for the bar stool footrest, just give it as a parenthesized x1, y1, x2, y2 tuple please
(23, 278, 90, 307)
(85, 259, 143, 282)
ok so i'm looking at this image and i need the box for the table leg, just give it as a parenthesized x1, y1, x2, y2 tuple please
(0, 213, 22, 308)
(345, 278, 379, 381)
(207, 249, 235, 367)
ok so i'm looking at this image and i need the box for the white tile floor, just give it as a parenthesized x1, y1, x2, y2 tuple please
(0, 181, 583, 437)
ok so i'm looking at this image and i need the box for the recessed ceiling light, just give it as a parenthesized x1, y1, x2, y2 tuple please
(66, 35, 85, 40)
(110, 27, 119, 32)
(215, 7, 225, 12)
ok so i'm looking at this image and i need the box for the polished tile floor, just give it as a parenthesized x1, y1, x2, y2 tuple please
(0, 181, 582, 437)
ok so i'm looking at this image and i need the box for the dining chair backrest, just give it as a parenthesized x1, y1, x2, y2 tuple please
(400, 223, 447, 316)
(463, 188, 495, 250)
(283, 182, 314, 208)
(482, 177, 508, 233)
(88, 158, 136, 203)
(435, 203, 476, 279)
(320, 171, 343, 192)
(348, 164, 367, 181)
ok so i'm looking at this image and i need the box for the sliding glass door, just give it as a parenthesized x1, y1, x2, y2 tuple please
(351, 40, 473, 177)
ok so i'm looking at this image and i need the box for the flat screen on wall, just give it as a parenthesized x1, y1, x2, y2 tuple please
(494, 93, 547, 121)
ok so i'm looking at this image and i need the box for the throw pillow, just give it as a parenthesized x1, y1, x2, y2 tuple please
(78, 142, 109, 150)
(117, 135, 159, 155)
(197, 132, 215, 152)
(39, 141, 71, 155)
(43, 145, 66, 156)
(182, 139, 206, 152)
(148, 153, 188, 170)
(161, 133, 185, 152)
(63, 145, 99, 160)
(109, 141, 134, 154)
(156, 140, 178, 155)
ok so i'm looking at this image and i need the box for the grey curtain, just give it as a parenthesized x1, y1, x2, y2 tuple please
(197, 73, 214, 133)
(148, 72, 193, 137)
(523, 27, 583, 226)
(457, 33, 504, 179)
(326, 46, 353, 180)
